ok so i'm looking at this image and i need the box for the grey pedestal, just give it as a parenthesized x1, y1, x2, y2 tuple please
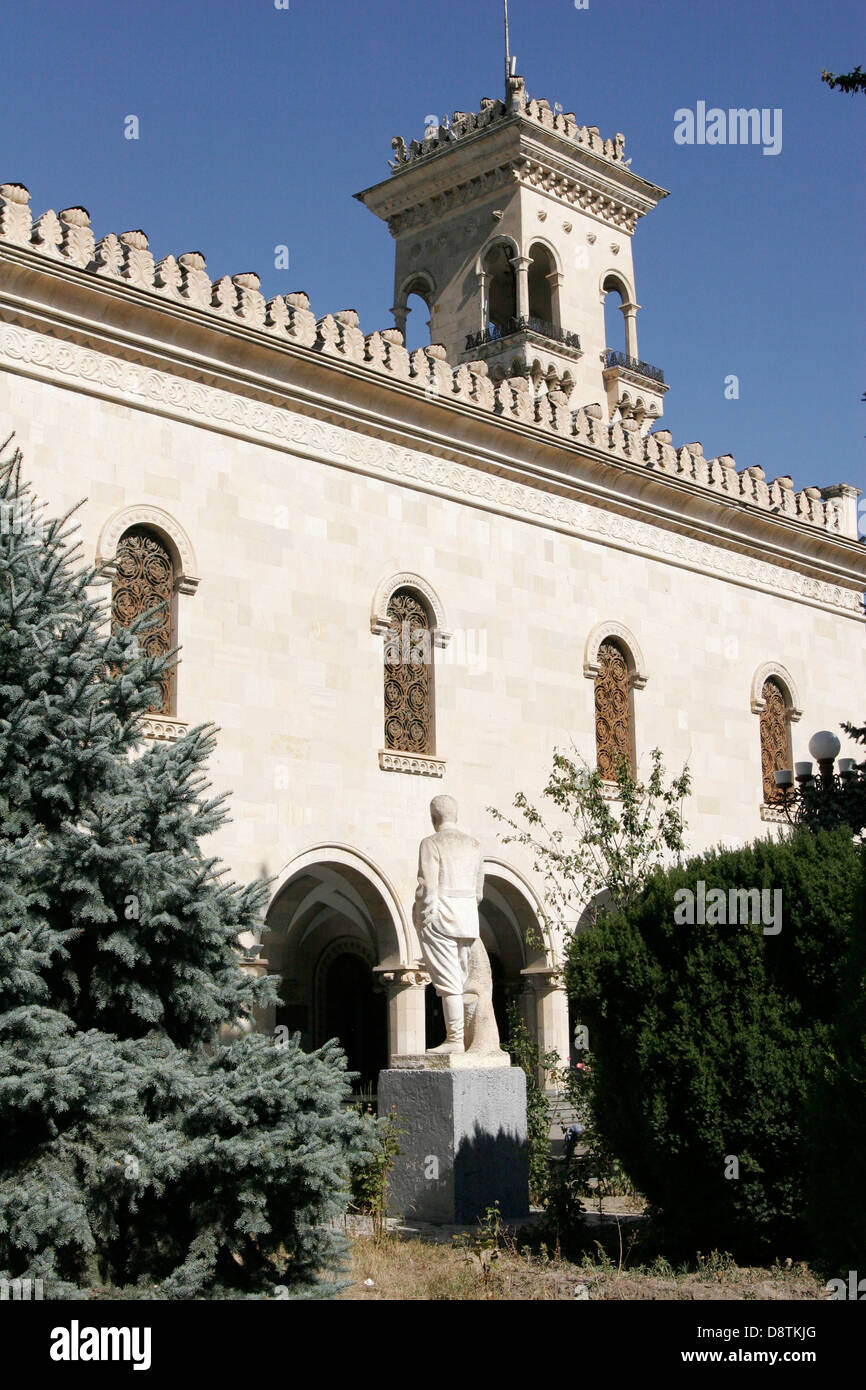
(377, 1065, 529, 1224)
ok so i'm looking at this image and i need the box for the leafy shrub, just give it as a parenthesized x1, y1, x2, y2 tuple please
(567, 827, 863, 1260)
(504, 1006, 556, 1205)
(803, 847, 866, 1271)
(349, 1104, 403, 1241)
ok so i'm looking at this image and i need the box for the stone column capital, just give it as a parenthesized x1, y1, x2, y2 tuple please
(519, 963, 565, 993)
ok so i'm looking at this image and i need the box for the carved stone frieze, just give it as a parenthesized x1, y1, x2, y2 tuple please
(138, 715, 189, 742)
(378, 749, 447, 777)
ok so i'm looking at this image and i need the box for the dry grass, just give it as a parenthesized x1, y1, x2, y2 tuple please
(338, 1220, 828, 1302)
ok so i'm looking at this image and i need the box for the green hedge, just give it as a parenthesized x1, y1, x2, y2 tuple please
(566, 827, 863, 1261)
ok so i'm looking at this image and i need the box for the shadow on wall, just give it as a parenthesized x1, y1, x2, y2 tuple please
(453, 1123, 529, 1224)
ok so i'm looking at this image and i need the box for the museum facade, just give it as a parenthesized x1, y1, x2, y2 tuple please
(1, 75, 863, 1086)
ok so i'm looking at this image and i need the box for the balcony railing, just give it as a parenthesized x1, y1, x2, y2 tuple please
(465, 316, 581, 353)
(603, 349, 665, 384)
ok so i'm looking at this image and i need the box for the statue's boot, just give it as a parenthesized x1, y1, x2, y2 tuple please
(428, 994, 465, 1053)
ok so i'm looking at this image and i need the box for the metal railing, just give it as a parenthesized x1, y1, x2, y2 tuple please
(465, 316, 581, 353)
(603, 349, 665, 384)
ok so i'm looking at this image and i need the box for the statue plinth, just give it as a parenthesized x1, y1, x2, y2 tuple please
(389, 1050, 512, 1071)
(378, 1063, 529, 1224)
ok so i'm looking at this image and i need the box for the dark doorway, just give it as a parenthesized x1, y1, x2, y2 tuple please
(425, 983, 445, 1049)
(488, 951, 509, 1044)
(321, 952, 387, 1092)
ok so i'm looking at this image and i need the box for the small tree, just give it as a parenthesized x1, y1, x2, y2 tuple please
(491, 749, 690, 1236)
(821, 64, 866, 94)
(491, 746, 691, 946)
(0, 442, 371, 1297)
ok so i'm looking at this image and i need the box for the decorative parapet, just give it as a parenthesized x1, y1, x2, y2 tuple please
(388, 79, 628, 172)
(0, 181, 858, 540)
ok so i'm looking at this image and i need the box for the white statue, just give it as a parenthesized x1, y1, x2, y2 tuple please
(413, 795, 501, 1055)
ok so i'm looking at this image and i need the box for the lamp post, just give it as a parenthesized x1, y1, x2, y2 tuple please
(808, 730, 842, 790)
(772, 730, 862, 826)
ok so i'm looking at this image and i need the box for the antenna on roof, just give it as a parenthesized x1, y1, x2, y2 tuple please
(504, 0, 511, 92)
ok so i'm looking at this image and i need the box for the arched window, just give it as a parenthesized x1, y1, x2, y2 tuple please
(527, 243, 557, 324)
(594, 639, 634, 779)
(111, 526, 176, 715)
(759, 677, 793, 803)
(403, 282, 433, 352)
(602, 275, 627, 355)
(483, 242, 517, 334)
(383, 588, 434, 755)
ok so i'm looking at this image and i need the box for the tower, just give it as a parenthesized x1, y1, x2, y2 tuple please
(355, 70, 670, 428)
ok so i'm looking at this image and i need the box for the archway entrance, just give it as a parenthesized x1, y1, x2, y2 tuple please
(263, 855, 403, 1094)
(319, 946, 387, 1091)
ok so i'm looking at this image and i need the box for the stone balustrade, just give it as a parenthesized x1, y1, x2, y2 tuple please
(0, 181, 853, 538)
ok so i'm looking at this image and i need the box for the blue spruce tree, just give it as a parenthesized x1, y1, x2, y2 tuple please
(0, 441, 371, 1297)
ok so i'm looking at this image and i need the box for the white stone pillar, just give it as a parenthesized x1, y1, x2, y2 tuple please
(520, 964, 570, 1086)
(510, 255, 532, 321)
(620, 301, 640, 361)
(390, 303, 409, 342)
(545, 270, 564, 327)
(478, 269, 490, 333)
(377, 966, 429, 1061)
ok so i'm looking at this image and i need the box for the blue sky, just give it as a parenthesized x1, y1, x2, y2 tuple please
(2, 0, 864, 495)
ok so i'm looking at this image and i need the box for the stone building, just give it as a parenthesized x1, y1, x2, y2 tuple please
(1, 71, 863, 1089)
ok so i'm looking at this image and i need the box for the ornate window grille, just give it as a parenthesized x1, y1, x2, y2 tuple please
(594, 639, 633, 779)
(759, 677, 791, 804)
(111, 526, 175, 716)
(383, 588, 434, 755)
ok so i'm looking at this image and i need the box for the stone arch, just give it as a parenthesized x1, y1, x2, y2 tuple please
(394, 271, 437, 349)
(599, 269, 634, 307)
(262, 845, 410, 1086)
(750, 662, 802, 720)
(583, 620, 648, 689)
(526, 235, 563, 278)
(370, 571, 451, 648)
(480, 859, 569, 1078)
(96, 504, 199, 595)
(601, 270, 638, 360)
(266, 843, 410, 965)
(474, 233, 520, 278)
(477, 235, 519, 331)
(395, 269, 437, 310)
(526, 239, 561, 324)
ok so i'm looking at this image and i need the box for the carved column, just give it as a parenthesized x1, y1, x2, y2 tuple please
(390, 303, 409, 341)
(620, 301, 640, 361)
(520, 963, 570, 1087)
(477, 270, 490, 332)
(510, 255, 532, 321)
(546, 269, 565, 326)
(376, 966, 430, 1061)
